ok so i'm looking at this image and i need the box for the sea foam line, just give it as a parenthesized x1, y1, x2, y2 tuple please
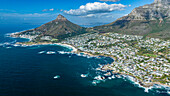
(119, 74, 170, 94)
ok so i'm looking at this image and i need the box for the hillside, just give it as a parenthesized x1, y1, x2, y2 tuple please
(94, 0, 170, 39)
(12, 14, 87, 42)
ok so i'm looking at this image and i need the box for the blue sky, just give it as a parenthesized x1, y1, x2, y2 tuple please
(0, 0, 154, 27)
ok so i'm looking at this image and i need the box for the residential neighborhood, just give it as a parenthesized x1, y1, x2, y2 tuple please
(62, 32, 170, 86)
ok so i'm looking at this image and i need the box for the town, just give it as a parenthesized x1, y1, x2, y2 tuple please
(61, 32, 170, 86)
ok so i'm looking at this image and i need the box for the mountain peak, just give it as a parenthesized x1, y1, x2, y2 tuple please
(56, 14, 67, 21)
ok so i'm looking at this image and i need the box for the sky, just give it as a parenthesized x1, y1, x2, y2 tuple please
(0, 0, 154, 27)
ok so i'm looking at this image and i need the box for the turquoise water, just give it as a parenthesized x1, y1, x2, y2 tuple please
(0, 24, 169, 96)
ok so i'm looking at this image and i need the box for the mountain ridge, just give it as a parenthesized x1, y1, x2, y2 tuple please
(93, 0, 170, 39)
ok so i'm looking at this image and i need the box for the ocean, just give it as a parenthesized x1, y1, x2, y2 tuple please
(0, 24, 169, 96)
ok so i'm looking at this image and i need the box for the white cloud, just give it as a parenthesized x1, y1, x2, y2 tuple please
(64, 2, 127, 16)
(60, 9, 63, 11)
(0, 13, 56, 17)
(42, 8, 54, 12)
(80, 13, 110, 18)
(0, 9, 16, 12)
(99, 0, 120, 2)
(49, 8, 54, 11)
(80, 12, 127, 19)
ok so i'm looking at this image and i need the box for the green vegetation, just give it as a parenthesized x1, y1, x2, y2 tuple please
(51, 39, 58, 42)
(143, 54, 157, 58)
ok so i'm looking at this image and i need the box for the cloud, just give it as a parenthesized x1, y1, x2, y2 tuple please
(99, 0, 120, 2)
(80, 13, 110, 18)
(0, 9, 16, 12)
(80, 12, 127, 19)
(0, 13, 56, 17)
(60, 9, 64, 12)
(42, 8, 54, 12)
(64, 2, 127, 16)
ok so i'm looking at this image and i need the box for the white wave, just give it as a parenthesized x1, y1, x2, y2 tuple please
(124, 75, 170, 94)
(0, 41, 18, 48)
(3, 42, 11, 45)
(120, 75, 153, 93)
(92, 80, 101, 85)
(0, 43, 4, 46)
(153, 84, 164, 89)
(111, 75, 115, 79)
(81, 74, 88, 78)
(46, 51, 56, 54)
(168, 91, 170, 95)
(6, 47, 12, 49)
(144, 87, 153, 93)
(53, 75, 60, 79)
(76, 53, 95, 58)
(13, 44, 21, 47)
(58, 51, 71, 54)
(94, 75, 105, 81)
(108, 77, 112, 80)
(5, 33, 12, 36)
(38, 51, 46, 54)
(152, 84, 170, 95)
(58, 51, 95, 59)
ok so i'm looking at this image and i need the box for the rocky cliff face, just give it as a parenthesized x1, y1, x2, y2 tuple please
(94, 0, 170, 39)
(154, 0, 170, 4)
(127, 0, 170, 21)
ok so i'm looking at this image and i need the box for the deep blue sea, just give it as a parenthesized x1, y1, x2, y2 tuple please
(0, 24, 169, 96)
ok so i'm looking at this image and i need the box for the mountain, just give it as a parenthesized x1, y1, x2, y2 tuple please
(94, 0, 170, 39)
(35, 14, 86, 40)
(13, 14, 86, 41)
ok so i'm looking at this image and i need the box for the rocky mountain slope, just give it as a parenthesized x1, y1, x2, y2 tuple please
(13, 14, 86, 41)
(94, 0, 170, 39)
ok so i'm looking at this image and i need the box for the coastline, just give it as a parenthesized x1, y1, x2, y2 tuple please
(99, 65, 170, 88)
(100, 63, 170, 88)
(113, 71, 170, 88)
(16, 42, 77, 52)
(15, 41, 170, 89)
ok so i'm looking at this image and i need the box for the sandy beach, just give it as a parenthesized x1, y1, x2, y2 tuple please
(55, 43, 77, 52)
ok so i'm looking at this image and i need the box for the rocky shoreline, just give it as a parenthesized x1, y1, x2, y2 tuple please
(98, 62, 170, 88)
(14, 41, 170, 89)
(60, 44, 170, 88)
